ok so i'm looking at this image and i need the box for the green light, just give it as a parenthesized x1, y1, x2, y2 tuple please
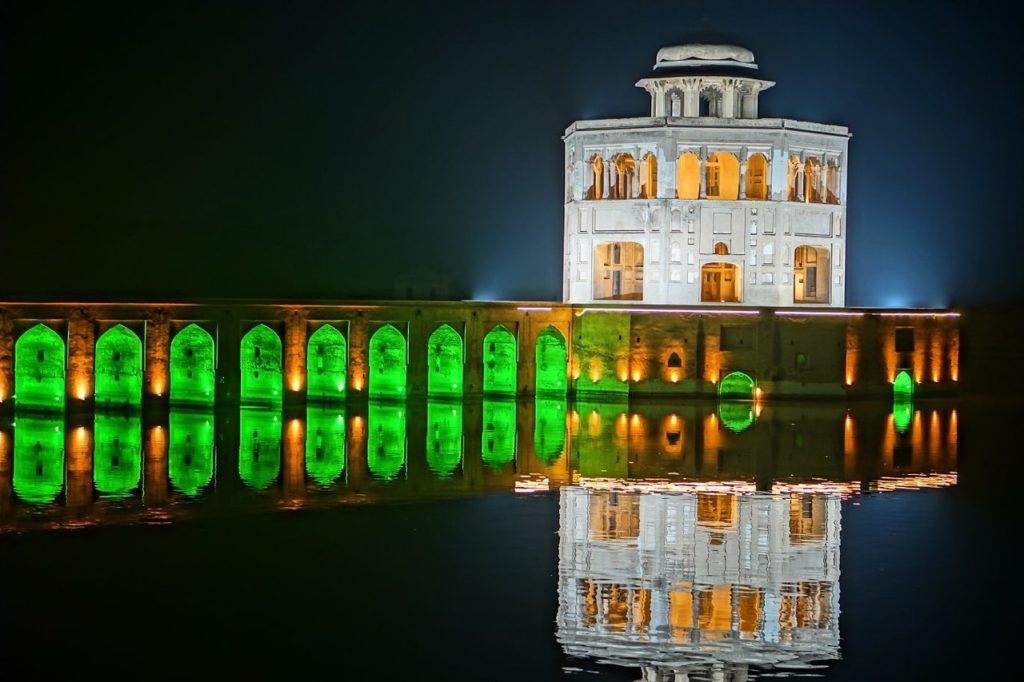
(533, 397, 566, 464)
(893, 370, 914, 401)
(426, 400, 462, 478)
(535, 326, 567, 396)
(170, 324, 216, 406)
(718, 400, 754, 433)
(240, 325, 282, 405)
(719, 371, 755, 399)
(306, 406, 346, 486)
(368, 325, 407, 400)
(14, 324, 65, 411)
(482, 398, 516, 469)
(93, 412, 142, 498)
(307, 325, 347, 403)
(239, 407, 281, 489)
(576, 401, 628, 478)
(426, 324, 464, 398)
(367, 401, 406, 480)
(483, 325, 517, 395)
(169, 410, 214, 496)
(12, 413, 64, 505)
(893, 397, 913, 434)
(94, 324, 143, 408)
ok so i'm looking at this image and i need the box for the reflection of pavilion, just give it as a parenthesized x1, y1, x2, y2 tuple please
(558, 486, 840, 679)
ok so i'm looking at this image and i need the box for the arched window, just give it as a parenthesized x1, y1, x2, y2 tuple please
(483, 325, 517, 395)
(169, 411, 215, 496)
(535, 326, 567, 396)
(701, 263, 741, 303)
(426, 401, 463, 479)
(611, 154, 636, 199)
(805, 158, 822, 203)
(240, 324, 282, 404)
(640, 152, 658, 199)
(676, 151, 700, 199)
(745, 153, 768, 200)
(307, 324, 347, 402)
(586, 156, 604, 200)
(305, 406, 346, 486)
(667, 352, 682, 368)
(594, 242, 645, 300)
(95, 324, 143, 408)
(893, 370, 914, 401)
(793, 245, 831, 304)
(714, 241, 730, 255)
(238, 407, 281, 490)
(706, 152, 739, 200)
(482, 399, 516, 469)
(700, 87, 722, 117)
(427, 324, 463, 397)
(368, 324, 407, 399)
(170, 323, 216, 406)
(787, 156, 803, 201)
(14, 324, 65, 410)
(367, 403, 406, 480)
(93, 413, 142, 498)
(825, 160, 840, 204)
(13, 415, 64, 505)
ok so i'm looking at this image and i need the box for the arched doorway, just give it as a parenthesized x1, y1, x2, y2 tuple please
(14, 324, 65, 410)
(169, 410, 215, 496)
(701, 262, 740, 303)
(368, 324, 407, 400)
(240, 324, 282, 404)
(719, 371, 755, 399)
(483, 325, 517, 395)
(427, 324, 464, 397)
(426, 401, 463, 479)
(307, 325, 347, 403)
(93, 413, 142, 498)
(593, 242, 644, 301)
(95, 324, 143, 408)
(12, 414, 64, 505)
(894, 370, 914, 400)
(793, 246, 830, 304)
(535, 326, 567, 396)
(238, 407, 282, 490)
(718, 401, 754, 432)
(170, 324, 216, 406)
(305, 406, 346, 486)
(367, 402, 406, 480)
(482, 399, 516, 469)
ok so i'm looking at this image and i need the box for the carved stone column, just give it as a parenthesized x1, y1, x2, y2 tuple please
(698, 147, 708, 199)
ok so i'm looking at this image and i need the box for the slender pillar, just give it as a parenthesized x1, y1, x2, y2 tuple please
(698, 148, 708, 199)
(67, 309, 95, 406)
(144, 309, 170, 401)
(348, 315, 369, 395)
(284, 310, 308, 399)
(0, 310, 12, 406)
(738, 153, 748, 201)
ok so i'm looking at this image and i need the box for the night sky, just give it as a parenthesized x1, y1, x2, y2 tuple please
(2, 1, 1020, 306)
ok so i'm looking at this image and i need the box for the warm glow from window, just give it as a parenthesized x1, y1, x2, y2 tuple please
(706, 151, 739, 200)
(745, 153, 768, 200)
(676, 151, 700, 199)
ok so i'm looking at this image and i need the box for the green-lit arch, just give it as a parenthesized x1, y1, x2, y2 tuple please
(307, 325, 347, 403)
(240, 324, 282, 404)
(535, 326, 567, 396)
(427, 401, 463, 479)
(306, 406, 346, 486)
(95, 324, 143, 408)
(14, 324, 65, 410)
(893, 398, 913, 434)
(169, 410, 215, 496)
(239, 407, 281, 489)
(427, 324, 464, 398)
(718, 400, 755, 433)
(482, 399, 516, 469)
(12, 415, 64, 505)
(894, 370, 914, 401)
(367, 402, 406, 480)
(483, 325, 517, 395)
(719, 371, 755, 399)
(534, 397, 566, 464)
(368, 325, 407, 400)
(170, 324, 216, 406)
(93, 413, 142, 498)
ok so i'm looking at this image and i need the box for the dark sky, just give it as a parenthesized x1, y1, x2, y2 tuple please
(2, 0, 1020, 306)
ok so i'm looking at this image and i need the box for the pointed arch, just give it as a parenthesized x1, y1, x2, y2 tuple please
(667, 352, 683, 368)
(169, 410, 215, 496)
(427, 324, 464, 397)
(426, 401, 462, 479)
(482, 399, 516, 469)
(14, 323, 65, 410)
(745, 153, 768, 200)
(95, 324, 143, 408)
(238, 407, 281, 490)
(535, 326, 567, 396)
(240, 324, 282, 404)
(170, 324, 216, 406)
(894, 370, 914, 401)
(706, 151, 739, 200)
(368, 324, 407, 399)
(676, 151, 700, 199)
(305, 406, 346, 486)
(307, 324, 347, 403)
(12, 415, 64, 505)
(367, 402, 406, 480)
(483, 325, 517, 395)
(93, 413, 142, 498)
(640, 152, 658, 199)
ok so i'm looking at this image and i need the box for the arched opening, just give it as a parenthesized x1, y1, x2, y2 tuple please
(787, 156, 803, 201)
(93, 413, 142, 498)
(367, 402, 405, 480)
(706, 152, 739, 200)
(719, 371, 755, 399)
(426, 401, 463, 479)
(804, 158, 822, 203)
(427, 324, 463, 398)
(169, 410, 214, 496)
(894, 370, 914, 401)
(238, 407, 281, 490)
(893, 397, 913, 434)
(307, 325, 347, 403)
(306, 406, 346, 486)
(585, 156, 604, 200)
(825, 160, 840, 204)
(170, 324, 215, 406)
(95, 324, 143, 408)
(676, 151, 700, 199)
(593, 241, 644, 301)
(534, 398, 566, 464)
(14, 324, 65, 410)
(718, 401, 755, 432)
(713, 241, 730, 255)
(368, 324, 407, 400)
(482, 399, 516, 469)
(701, 263, 741, 303)
(793, 245, 831, 304)
(483, 325, 517, 395)
(535, 326, 567, 396)
(12, 415, 64, 505)
(240, 324, 282, 404)
(640, 152, 657, 199)
(745, 153, 768, 200)
(611, 154, 636, 199)
(667, 352, 682, 368)
(699, 87, 722, 117)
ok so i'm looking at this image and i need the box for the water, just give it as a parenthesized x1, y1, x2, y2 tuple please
(0, 398, 1014, 679)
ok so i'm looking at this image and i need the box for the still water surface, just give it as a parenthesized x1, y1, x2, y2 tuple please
(0, 398, 1013, 679)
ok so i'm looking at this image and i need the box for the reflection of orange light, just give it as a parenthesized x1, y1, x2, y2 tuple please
(74, 426, 88, 446)
(289, 374, 303, 392)
(75, 382, 89, 400)
(352, 415, 363, 436)
(352, 376, 364, 391)
(754, 403, 763, 418)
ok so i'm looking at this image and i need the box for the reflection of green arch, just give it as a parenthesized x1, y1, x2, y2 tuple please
(307, 325, 347, 403)
(718, 400, 754, 433)
(169, 410, 215, 496)
(893, 398, 913, 434)
(306, 406, 346, 486)
(534, 398, 566, 464)
(240, 325, 282, 405)
(93, 413, 142, 498)
(369, 325, 407, 400)
(719, 371, 754, 399)
(239, 407, 281, 489)
(483, 325, 517, 395)
(368, 402, 406, 480)
(95, 324, 143, 408)
(14, 324, 66, 410)
(13, 415, 64, 505)
(426, 401, 463, 478)
(482, 399, 516, 469)
(427, 324, 464, 398)
(170, 324, 216, 406)
(894, 370, 914, 401)
(535, 326, 567, 396)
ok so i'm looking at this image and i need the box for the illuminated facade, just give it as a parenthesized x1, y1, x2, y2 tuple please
(563, 43, 849, 307)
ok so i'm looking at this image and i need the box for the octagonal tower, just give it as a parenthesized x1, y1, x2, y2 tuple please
(563, 43, 850, 307)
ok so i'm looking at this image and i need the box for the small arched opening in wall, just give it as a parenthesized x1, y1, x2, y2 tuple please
(745, 153, 769, 200)
(701, 262, 740, 303)
(585, 155, 604, 200)
(714, 241, 730, 255)
(699, 86, 722, 117)
(593, 242, 644, 301)
(793, 245, 830, 304)
(706, 152, 739, 200)
(640, 152, 658, 199)
(611, 153, 636, 199)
